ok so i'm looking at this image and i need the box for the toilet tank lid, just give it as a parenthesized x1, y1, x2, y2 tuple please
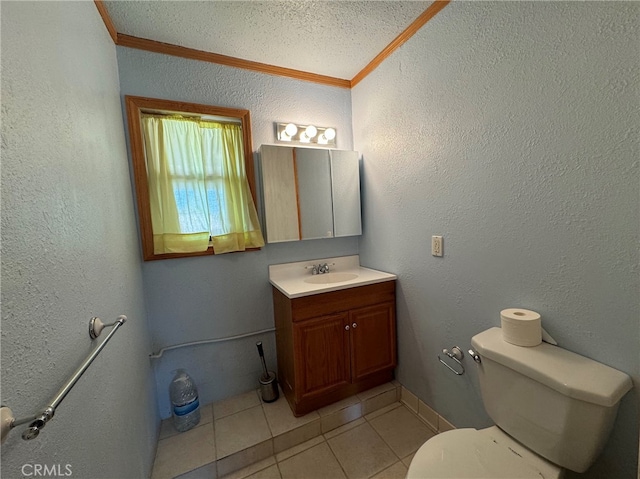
(471, 328, 632, 407)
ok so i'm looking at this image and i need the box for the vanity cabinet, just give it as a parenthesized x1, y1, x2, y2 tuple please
(273, 281, 396, 416)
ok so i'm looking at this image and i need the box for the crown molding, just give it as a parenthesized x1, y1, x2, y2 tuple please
(94, 0, 117, 44)
(351, 1, 451, 88)
(93, 1, 450, 89)
(117, 34, 351, 89)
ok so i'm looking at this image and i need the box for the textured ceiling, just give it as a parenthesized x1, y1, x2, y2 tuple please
(103, 1, 432, 79)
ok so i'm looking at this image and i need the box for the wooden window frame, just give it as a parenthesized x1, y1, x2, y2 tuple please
(125, 95, 259, 261)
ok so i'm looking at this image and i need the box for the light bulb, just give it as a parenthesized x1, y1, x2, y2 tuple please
(284, 123, 298, 137)
(323, 128, 336, 141)
(305, 125, 317, 139)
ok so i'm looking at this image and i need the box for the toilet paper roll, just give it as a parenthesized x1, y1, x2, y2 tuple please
(501, 308, 542, 347)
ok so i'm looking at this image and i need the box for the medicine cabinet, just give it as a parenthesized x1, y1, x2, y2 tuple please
(260, 145, 362, 243)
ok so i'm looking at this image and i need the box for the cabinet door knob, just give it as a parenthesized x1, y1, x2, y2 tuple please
(345, 325, 350, 331)
(352, 323, 357, 328)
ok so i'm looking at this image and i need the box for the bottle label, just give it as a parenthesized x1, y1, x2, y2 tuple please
(173, 397, 199, 416)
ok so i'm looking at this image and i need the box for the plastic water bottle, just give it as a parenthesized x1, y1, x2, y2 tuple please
(169, 369, 201, 432)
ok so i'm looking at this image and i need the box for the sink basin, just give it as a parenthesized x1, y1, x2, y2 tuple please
(269, 256, 398, 298)
(304, 272, 359, 284)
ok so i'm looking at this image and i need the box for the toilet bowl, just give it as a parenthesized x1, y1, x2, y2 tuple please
(407, 426, 562, 479)
(406, 327, 632, 477)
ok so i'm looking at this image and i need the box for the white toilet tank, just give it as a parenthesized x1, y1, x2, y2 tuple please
(471, 327, 632, 473)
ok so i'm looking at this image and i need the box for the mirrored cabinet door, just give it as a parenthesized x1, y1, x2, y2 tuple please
(295, 148, 333, 240)
(260, 145, 299, 242)
(259, 145, 362, 243)
(330, 150, 362, 237)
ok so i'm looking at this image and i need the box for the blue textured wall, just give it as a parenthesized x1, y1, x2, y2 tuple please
(352, 2, 638, 477)
(5, 3, 635, 477)
(1, 3, 157, 478)
(116, 47, 358, 418)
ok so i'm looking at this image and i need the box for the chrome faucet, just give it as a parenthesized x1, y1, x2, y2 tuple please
(310, 263, 330, 275)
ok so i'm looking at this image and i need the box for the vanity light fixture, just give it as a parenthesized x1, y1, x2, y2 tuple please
(300, 125, 317, 143)
(284, 123, 298, 137)
(276, 122, 337, 147)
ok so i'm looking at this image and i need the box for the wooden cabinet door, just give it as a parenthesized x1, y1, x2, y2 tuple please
(349, 302, 396, 382)
(293, 313, 351, 402)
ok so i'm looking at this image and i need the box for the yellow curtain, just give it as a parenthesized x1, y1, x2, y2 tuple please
(141, 115, 264, 255)
(142, 116, 211, 254)
(200, 122, 265, 253)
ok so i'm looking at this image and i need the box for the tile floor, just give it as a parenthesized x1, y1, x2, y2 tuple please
(151, 382, 445, 479)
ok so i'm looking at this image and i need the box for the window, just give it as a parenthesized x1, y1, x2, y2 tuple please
(125, 96, 264, 260)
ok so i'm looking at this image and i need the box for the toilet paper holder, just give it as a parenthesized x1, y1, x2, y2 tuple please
(438, 346, 465, 375)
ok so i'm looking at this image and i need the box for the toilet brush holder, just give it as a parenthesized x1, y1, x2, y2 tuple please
(259, 372, 279, 403)
(256, 342, 279, 403)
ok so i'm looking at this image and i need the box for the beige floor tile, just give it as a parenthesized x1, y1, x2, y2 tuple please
(317, 396, 360, 416)
(154, 387, 439, 479)
(417, 400, 438, 432)
(401, 452, 416, 468)
(361, 389, 397, 416)
(220, 457, 276, 479)
(400, 387, 418, 414)
(200, 403, 214, 424)
(273, 419, 321, 454)
(369, 406, 435, 458)
(174, 462, 216, 479)
(278, 442, 346, 479)
(152, 423, 216, 479)
(215, 405, 272, 458)
(245, 464, 281, 479)
(323, 417, 365, 440)
(214, 390, 261, 420)
(217, 440, 274, 477)
(370, 462, 408, 479)
(356, 382, 396, 401)
(320, 402, 362, 434)
(275, 436, 325, 463)
(262, 396, 320, 437)
(364, 402, 401, 421)
(327, 422, 397, 479)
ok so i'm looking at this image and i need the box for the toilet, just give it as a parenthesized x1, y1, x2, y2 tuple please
(407, 327, 633, 478)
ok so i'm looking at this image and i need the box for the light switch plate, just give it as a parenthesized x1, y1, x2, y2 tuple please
(432, 236, 443, 257)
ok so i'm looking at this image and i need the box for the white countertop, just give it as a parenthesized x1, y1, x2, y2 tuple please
(268, 255, 397, 299)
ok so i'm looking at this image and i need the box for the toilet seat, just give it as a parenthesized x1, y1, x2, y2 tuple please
(406, 427, 562, 479)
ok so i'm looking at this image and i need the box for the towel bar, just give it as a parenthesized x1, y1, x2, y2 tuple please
(1, 315, 127, 443)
